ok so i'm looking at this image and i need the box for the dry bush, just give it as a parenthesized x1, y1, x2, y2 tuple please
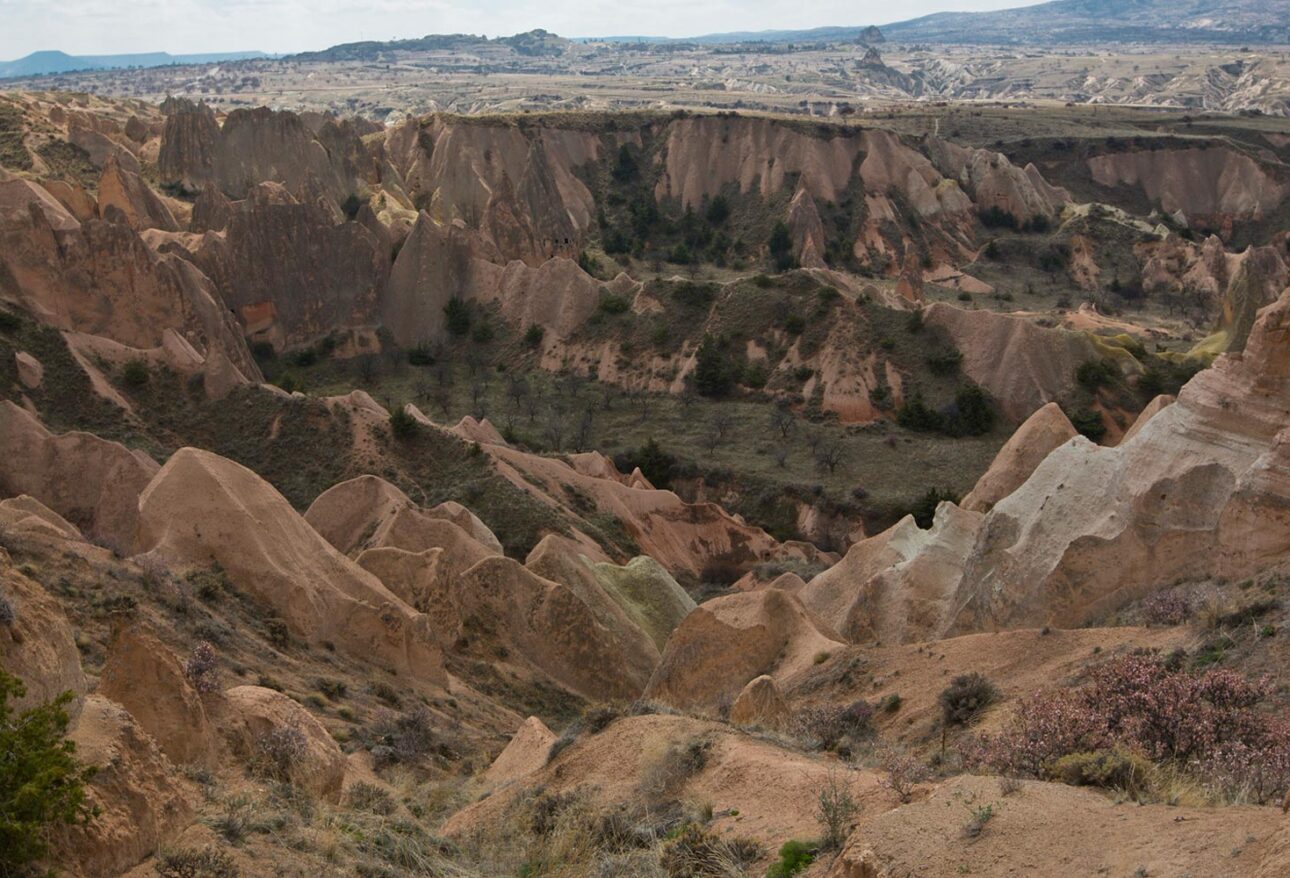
(253, 724, 307, 782)
(659, 825, 762, 878)
(346, 781, 397, 815)
(788, 700, 874, 752)
(938, 673, 998, 727)
(154, 847, 238, 878)
(366, 705, 436, 768)
(638, 737, 711, 803)
(815, 768, 859, 851)
(876, 746, 930, 804)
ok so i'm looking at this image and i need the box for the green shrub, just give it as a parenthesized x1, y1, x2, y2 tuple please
(122, 359, 150, 388)
(444, 297, 471, 337)
(389, 407, 419, 440)
(765, 840, 815, 878)
(524, 325, 544, 348)
(1050, 748, 1155, 797)
(599, 294, 630, 315)
(1076, 359, 1118, 392)
(768, 222, 795, 272)
(910, 487, 958, 529)
(0, 668, 95, 875)
(407, 343, 436, 366)
(692, 335, 736, 398)
(926, 348, 963, 376)
(471, 321, 495, 344)
(1068, 407, 1107, 442)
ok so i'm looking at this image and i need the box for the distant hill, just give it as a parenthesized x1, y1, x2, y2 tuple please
(289, 29, 571, 62)
(589, 25, 886, 45)
(882, 0, 1290, 45)
(0, 49, 269, 80)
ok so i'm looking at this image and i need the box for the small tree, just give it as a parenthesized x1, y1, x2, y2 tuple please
(0, 669, 96, 874)
(389, 406, 419, 440)
(693, 334, 734, 397)
(443, 297, 472, 337)
(815, 769, 859, 851)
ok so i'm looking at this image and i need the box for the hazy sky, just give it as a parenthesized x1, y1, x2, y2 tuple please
(0, 0, 1028, 59)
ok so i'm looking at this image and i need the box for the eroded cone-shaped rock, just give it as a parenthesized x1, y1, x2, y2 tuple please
(800, 503, 982, 645)
(729, 675, 789, 729)
(98, 624, 215, 767)
(587, 555, 695, 652)
(355, 547, 453, 630)
(643, 588, 845, 713)
(524, 535, 662, 678)
(962, 402, 1077, 512)
(53, 696, 194, 878)
(96, 155, 179, 232)
(0, 402, 158, 548)
(0, 548, 86, 714)
(136, 449, 446, 684)
(0, 495, 83, 542)
(1119, 394, 1174, 445)
(217, 685, 345, 800)
(484, 716, 557, 786)
(924, 303, 1109, 421)
(305, 474, 500, 577)
(453, 556, 654, 701)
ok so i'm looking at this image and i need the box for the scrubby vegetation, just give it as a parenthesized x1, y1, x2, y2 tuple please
(0, 669, 95, 876)
(971, 654, 1290, 804)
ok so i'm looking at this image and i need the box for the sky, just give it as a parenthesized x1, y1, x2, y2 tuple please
(0, 0, 1028, 59)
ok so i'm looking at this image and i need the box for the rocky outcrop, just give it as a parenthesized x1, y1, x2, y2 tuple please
(216, 685, 346, 800)
(799, 504, 984, 644)
(1088, 146, 1286, 232)
(0, 548, 86, 713)
(0, 179, 258, 375)
(484, 716, 557, 786)
(160, 104, 364, 204)
(98, 625, 215, 767)
(167, 183, 389, 345)
(135, 449, 446, 684)
(0, 402, 158, 547)
(383, 116, 598, 264)
(928, 137, 1069, 226)
(923, 303, 1106, 421)
(729, 675, 789, 729)
(305, 474, 501, 576)
(54, 696, 194, 878)
(961, 402, 1078, 512)
(96, 155, 179, 232)
(453, 555, 656, 700)
(643, 588, 845, 712)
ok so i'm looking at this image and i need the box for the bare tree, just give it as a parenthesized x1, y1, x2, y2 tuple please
(771, 408, 795, 439)
(574, 407, 595, 451)
(413, 378, 432, 403)
(815, 442, 845, 475)
(523, 390, 542, 424)
(470, 379, 488, 410)
(543, 415, 565, 451)
(433, 386, 452, 418)
(703, 426, 723, 455)
(713, 412, 734, 441)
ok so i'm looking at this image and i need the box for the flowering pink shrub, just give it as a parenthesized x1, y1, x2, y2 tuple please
(183, 641, 220, 694)
(1139, 588, 1195, 626)
(971, 654, 1290, 803)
